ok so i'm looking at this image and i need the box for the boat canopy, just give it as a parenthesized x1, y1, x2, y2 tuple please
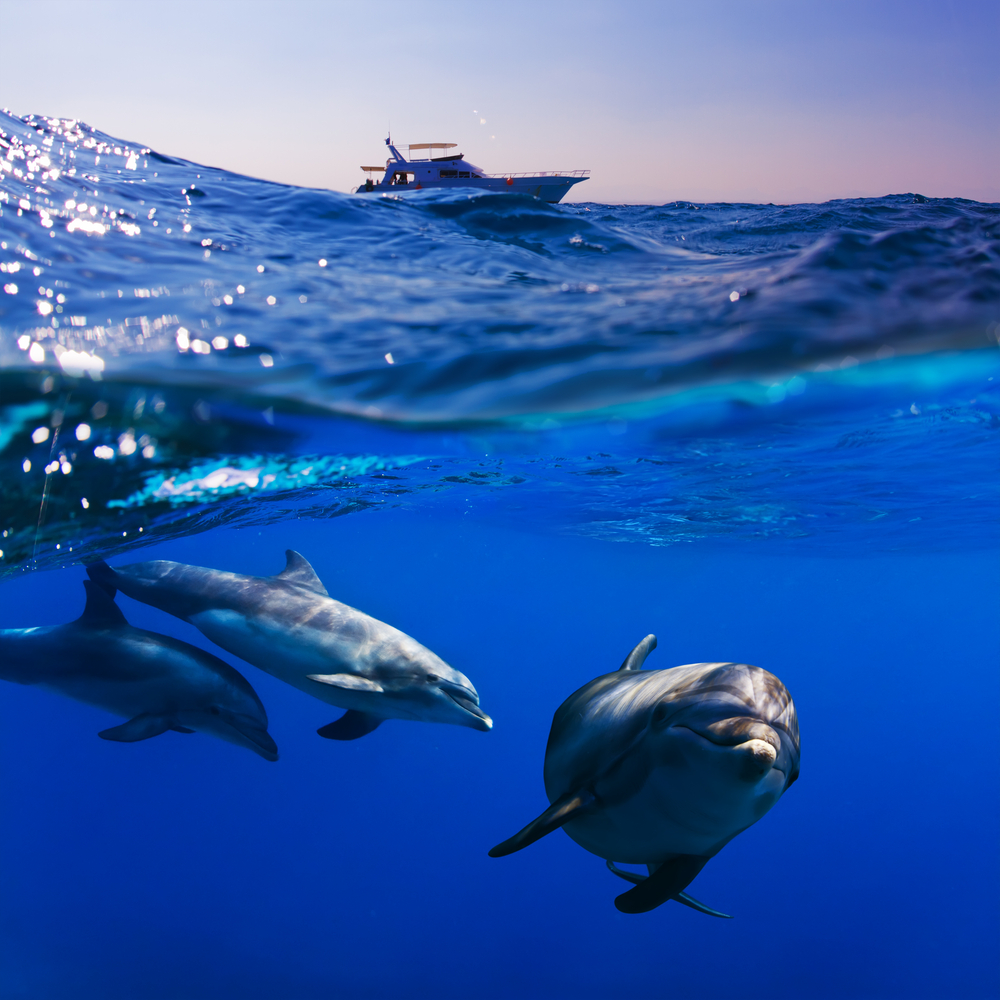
(406, 143, 457, 150)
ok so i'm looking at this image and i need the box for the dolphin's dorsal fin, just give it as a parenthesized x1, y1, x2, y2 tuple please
(275, 550, 329, 596)
(77, 580, 128, 627)
(619, 634, 657, 671)
(85, 560, 117, 598)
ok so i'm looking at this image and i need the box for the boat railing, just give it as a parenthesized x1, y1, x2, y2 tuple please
(483, 170, 590, 179)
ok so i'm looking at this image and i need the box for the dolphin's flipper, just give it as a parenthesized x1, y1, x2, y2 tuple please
(605, 861, 732, 918)
(275, 550, 329, 596)
(488, 789, 597, 858)
(614, 854, 709, 913)
(672, 891, 733, 919)
(606, 859, 645, 884)
(618, 634, 657, 672)
(77, 580, 127, 626)
(317, 711, 384, 740)
(98, 714, 172, 742)
(85, 560, 118, 599)
(307, 673, 384, 693)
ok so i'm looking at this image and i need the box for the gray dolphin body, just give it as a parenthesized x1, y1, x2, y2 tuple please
(490, 635, 800, 915)
(87, 551, 492, 740)
(0, 581, 278, 760)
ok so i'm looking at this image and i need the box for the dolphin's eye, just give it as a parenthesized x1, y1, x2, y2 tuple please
(651, 704, 669, 727)
(426, 674, 439, 683)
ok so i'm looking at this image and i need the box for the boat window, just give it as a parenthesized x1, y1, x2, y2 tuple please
(439, 169, 458, 178)
(459, 171, 470, 178)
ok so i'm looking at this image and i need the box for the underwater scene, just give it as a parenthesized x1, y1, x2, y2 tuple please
(0, 110, 997, 999)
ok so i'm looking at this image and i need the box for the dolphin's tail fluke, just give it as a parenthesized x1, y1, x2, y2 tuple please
(85, 559, 117, 599)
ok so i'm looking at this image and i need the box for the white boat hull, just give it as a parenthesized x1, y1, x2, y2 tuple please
(356, 175, 587, 203)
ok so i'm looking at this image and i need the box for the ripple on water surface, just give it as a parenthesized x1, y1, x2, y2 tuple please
(0, 110, 997, 570)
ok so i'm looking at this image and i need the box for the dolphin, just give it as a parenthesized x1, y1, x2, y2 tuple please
(489, 635, 800, 915)
(87, 551, 492, 740)
(0, 581, 278, 760)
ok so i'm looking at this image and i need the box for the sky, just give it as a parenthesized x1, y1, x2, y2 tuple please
(1, 0, 997, 204)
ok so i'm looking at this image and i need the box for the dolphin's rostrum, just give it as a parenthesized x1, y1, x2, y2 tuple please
(489, 635, 800, 915)
(0, 581, 278, 760)
(87, 550, 492, 739)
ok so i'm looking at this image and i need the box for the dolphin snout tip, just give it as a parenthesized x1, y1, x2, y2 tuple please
(736, 738, 777, 779)
(442, 683, 493, 731)
(471, 713, 493, 732)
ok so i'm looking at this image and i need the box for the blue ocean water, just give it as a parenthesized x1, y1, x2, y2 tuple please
(0, 111, 998, 999)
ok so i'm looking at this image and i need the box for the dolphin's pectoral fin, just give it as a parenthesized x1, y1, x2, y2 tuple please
(605, 862, 731, 918)
(98, 714, 172, 742)
(306, 673, 384, 693)
(77, 580, 128, 627)
(614, 855, 709, 914)
(606, 859, 646, 885)
(618, 634, 657, 672)
(317, 711, 384, 740)
(171, 726, 196, 734)
(488, 789, 596, 858)
(275, 550, 329, 596)
(672, 891, 733, 919)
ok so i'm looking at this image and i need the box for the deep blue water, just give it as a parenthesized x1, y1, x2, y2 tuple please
(0, 111, 998, 999)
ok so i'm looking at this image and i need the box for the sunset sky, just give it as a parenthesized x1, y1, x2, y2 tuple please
(2, 0, 997, 204)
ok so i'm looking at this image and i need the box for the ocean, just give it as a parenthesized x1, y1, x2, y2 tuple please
(0, 110, 997, 999)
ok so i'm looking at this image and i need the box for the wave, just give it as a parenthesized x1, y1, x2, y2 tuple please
(1, 110, 998, 571)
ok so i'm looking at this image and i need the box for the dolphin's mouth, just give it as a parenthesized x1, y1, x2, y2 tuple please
(441, 683, 493, 731)
(676, 716, 781, 753)
(211, 713, 279, 762)
(673, 720, 783, 782)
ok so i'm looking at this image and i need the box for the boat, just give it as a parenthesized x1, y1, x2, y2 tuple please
(354, 138, 589, 203)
